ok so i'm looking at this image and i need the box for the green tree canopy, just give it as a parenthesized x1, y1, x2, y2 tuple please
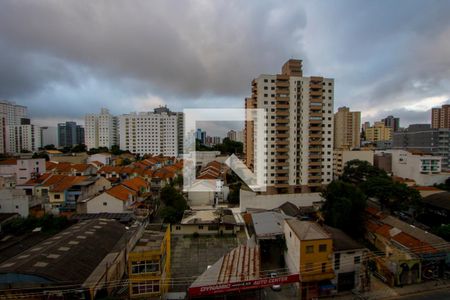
(341, 159, 389, 185)
(321, 180, 367, 238)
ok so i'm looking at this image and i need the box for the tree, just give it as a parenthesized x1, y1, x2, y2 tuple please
(341, 159, 388, 185)
(434, 224, 450, 241)
(43, 144, 57, 150)
(321, 180, 367, 238)
(110, 145, 122, 155)
(32, 152, 50, 161)
(159, 186, 189, 223)
(227, 182, 241, 205)
(71, 144, 87, 153)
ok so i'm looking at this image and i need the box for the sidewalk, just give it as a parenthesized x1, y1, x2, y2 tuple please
(321, 276, 450, 300)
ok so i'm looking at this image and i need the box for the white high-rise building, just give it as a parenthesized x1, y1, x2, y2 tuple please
(0, 100, 29, 154)
(6, 124, 41, 153)
(245, 59, 334, 194)
(119, 111, 178, 156)
(85, 108, 118, 150)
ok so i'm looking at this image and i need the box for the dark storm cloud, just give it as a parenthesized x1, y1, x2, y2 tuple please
(0, 0, 306, 116)
(0, 0, 450, 125)
(303, 0, 450, 121)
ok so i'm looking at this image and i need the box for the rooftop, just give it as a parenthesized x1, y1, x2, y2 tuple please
(324, 225, 365, 251)
(132, 224, 167, 252)
(0, 219, 127, 284)
(252, 211, 291, 238)
(286, 219, 330, 241)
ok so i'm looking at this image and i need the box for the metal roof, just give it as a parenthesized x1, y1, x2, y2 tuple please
(0, 219, 127, 284)
(251, 211, 291, 238)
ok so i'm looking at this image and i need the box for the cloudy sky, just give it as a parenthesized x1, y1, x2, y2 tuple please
(1, 0, 449, 128)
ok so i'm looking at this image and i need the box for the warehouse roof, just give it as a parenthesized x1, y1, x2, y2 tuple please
(0, 219, 127, 284)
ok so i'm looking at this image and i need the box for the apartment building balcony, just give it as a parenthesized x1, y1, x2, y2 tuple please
(276, 74, 289, 80)
(275, 169, 289, 174)
(276, 81, 289, 88)
(310, 83, 323, 89)
(309, 175, 321, 180)
(309, 119, 322, 124)
(275, 176, 289, 181)
(274, 183, 290, 188)
(309, 161, 322, 166)
(275, 140, 289, 145)
(276, 148, 289, 153)
(276, 133, 289, 138)
(275, 154, 289, 159)
(275, 161, 289, 166)
(310, 90, 323, 97)
(309, 112, 322, 118)
(275, 103, 289, 109)
(310, 140, 322, 146)
(309, 154, 322, 159)
(275, 126, 289, 131)
(309, 133, 322, 138)
(276, 110, 289, 116)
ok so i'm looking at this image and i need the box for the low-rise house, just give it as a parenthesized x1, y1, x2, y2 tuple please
(0, 158, 46, 185)
(87, 153, 112, 166)
(284, 220, 335, 300)
(171, 208, 243, 236)
(128, 224, 171, 299)
(324, 226, 368, 292)
(78, 177, 149, 214)
(46, 162, 96, 176)
(366, 207, 450, 286)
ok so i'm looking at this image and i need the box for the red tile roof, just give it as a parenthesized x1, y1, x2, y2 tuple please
(106, 185, 135, 201)
(121, 177, 148, 192)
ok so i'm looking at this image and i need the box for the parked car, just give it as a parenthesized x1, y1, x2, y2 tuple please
(270, 272, 281, 291)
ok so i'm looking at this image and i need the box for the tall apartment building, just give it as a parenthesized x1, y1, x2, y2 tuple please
(227, 130, 237, 141)
(334, 107, 361, 149)
(119, 110, 178, 156)
(154, 106, 184, 155)
(58, 122, 85, 148)
(85, 108, 118, 150)
(365, 122, 392, 143)
(245, 59, 334, 194)
(382, 115, 400, 132)
(0, 100, 29, 154)
(431, 104, 450, 129)
(393, 124, 450, 171)
(5, 123, 41, 153)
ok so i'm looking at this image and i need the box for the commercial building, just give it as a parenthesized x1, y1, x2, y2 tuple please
(382, 149, 449, 186)
(0, 218, 139, 299)
(118, 109, 179, 157)
(57, 121, 84, 148)
(365, 122, 392, 143)
(244, 59, 334, 194)
(128, 224, 171, 299)
(431, 104, 450, 129)
(333, 149, 374, 178)
(84, 108, 118, 150)
(393, 124, 450, 171)
(284, 219, 335, 299)
(382, 115, 400, 132)
(334, 107, 361, 149)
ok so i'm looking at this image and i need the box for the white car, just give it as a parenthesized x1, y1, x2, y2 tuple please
(270, 272, 281, 291)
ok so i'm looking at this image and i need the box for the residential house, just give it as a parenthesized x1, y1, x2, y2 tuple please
(284, 219, 335, 300)
(0, 189, 29, 217)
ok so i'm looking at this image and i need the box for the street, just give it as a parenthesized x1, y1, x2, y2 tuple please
(393, 288, 450, 300)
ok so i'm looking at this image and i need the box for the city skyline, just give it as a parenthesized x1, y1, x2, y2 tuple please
(1, 0, 449, 127)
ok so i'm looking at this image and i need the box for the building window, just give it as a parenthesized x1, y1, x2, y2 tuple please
(354, 256, 361, 264)
(175, 226, 181, 230)
(306, 245, 313, 253)
(208, 225, 218, 231)
(198, 225, 204, 230)
(131, 280, 160, 295)
(319, 244, 327, 252)
(131, 260, 160, 274)
(334, 253, 340, 270)
(54, 194, 60, 199)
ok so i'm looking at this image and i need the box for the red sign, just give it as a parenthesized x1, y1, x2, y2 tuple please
(188, 274, 299, 297)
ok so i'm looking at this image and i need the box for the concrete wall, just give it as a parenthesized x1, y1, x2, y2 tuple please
(284, 221, 300, 273)
(0, 189, 29, 217)
(239, 189, 324, 212)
